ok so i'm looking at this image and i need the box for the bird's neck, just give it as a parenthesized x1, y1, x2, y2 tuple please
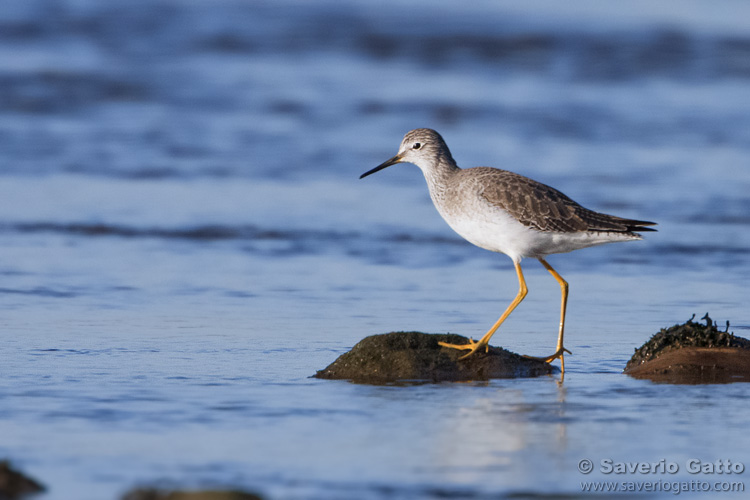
(421, 157, 460, 205)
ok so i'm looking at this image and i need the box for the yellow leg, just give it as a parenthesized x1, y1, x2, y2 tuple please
(524, 258, 572, 373)
(438, 260, 528, 359)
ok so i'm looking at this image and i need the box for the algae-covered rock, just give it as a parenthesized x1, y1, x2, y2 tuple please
(314, 331, 555, 384)
(0, 460, 45, 499)
(625, 315, 750, 384)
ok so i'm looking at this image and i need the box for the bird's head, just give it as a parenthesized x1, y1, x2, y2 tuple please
(360, 128, 453, 179)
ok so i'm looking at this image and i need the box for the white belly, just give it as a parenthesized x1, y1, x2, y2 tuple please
(437, 203, 638, 262)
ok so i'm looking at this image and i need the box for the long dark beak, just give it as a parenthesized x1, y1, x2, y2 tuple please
(360, 153, 403, 179)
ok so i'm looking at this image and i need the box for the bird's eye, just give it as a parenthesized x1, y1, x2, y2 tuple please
(412, 142, 422, 150)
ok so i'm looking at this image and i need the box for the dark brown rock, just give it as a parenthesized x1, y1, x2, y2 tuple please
(624, 315, 750, 384)
(121, 489, 263, 500)
(313, 331, 555, 384)
(0, 460, 45, 500)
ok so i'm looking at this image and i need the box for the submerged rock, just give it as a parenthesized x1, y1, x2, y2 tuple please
(625, 315, 750, 384)
(0, 460, 45, 499)
(121, 489, 263, 500)
(314, 331, 555, 384)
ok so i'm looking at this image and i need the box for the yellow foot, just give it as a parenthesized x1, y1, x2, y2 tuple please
(523, 347, 572, 364)
(438, 338, 489, 359)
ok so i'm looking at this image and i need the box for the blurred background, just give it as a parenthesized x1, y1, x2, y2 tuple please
(1, 0, 749, 499)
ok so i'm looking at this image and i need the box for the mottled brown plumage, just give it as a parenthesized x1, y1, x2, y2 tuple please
(468, 167, 656, 234)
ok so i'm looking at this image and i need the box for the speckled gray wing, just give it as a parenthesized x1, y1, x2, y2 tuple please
(465, 167, 656, 234)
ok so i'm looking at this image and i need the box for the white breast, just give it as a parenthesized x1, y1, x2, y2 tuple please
(438, 203, 539, 261)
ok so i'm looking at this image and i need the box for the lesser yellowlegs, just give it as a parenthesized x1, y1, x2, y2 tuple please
(360, 128, 656, 374)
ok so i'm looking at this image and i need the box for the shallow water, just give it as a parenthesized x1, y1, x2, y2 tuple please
(1, 1, 750, 499)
